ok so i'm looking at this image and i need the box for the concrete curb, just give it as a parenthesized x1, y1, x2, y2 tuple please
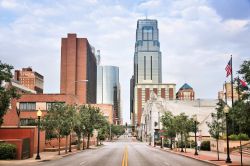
(149, 145, 220, 166)
(0, 145, 105, 166)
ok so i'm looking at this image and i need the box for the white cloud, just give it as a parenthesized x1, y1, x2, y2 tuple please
(138, 0, 162, 9)
(0, 0, 18, 9)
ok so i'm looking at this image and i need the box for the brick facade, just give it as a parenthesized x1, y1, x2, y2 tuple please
(60, 34, 97, 104)
(14, 67, 44, 93)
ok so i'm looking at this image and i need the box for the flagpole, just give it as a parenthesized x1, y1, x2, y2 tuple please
(230, 55, 235, 134)
(224, 81, 227, 104)
(230, 55, 234, 106)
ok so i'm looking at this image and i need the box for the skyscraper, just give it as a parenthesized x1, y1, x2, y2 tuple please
(131, 19, 176, 127)
(96, 51, 121, 124)
(60, 33, 97, 104)
(97, 66, 119, 104)
(134, 19, 162, 84)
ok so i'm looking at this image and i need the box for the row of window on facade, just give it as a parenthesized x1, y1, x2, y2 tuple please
(18, 102, 65, 111)
(136, 40, 160, 46)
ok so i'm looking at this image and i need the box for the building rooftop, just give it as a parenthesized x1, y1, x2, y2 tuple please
(180, 83, 193, 90)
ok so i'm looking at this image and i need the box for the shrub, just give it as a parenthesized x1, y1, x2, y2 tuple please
(0, 143, 16, 159)
(229, 134, 238, 140)
(200, 141, 210, 151)
(238, 133, 249, 140)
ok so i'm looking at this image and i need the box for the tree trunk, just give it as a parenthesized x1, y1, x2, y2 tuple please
(184, 137, 187, 153)
(216, 138, 219, 160)
(87, 134, 90, 149)
(170, 138, 173, 150)
(77, 134, 81, 150)
(82, 134, 85, 150)
(69, 133, 72, 152)
(58, 134, 61, 155)
(97, 137, 99, 146)
(181, 132, 184, 152)
(65, 135, 68, 154)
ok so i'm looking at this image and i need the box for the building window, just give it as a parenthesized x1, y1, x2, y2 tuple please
(46, 102, 65, 110)
(20, 118, 37, 126)
(19, 102, 36, 110)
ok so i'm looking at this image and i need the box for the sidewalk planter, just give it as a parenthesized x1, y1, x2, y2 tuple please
(210, 139, 250, 153)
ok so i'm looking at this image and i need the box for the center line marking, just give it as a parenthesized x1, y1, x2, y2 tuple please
(122, 145, 128, 166)
(79, 161, 87, 165)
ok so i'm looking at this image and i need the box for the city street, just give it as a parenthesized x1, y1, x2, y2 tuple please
(37, 136, 213, 166)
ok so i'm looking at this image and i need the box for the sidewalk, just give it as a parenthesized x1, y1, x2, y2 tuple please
(153, 145, 250, 166)
(0, 145, 102, 166)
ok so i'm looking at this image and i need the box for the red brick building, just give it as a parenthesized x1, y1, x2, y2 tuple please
(60, 34, 97, 104)
(176, 83, 195, 100)
(14, 67, 44, 93)
(2, 94, 78, 126)
(133, 83, 176, 126)
(1, 34, 112, 159)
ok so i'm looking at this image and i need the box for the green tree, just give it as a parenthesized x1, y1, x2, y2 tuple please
(0, 61, 19, 126)
(183, 117, 195, 152)
(78, 105, 102, 149)
(42, 103, 70, 155)
(234, 60, 250, 136)
(95, 115, 109, 145)
(207, 100, 225, 160)
(75, 105, 88, 150)
(175, 113, 189, 152)
(161, 111, 176, 150)
(111, 125, 125, 138)
(63, 105, 77, 153)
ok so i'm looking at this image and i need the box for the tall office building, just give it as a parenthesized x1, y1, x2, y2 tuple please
(60, 33, 97, 104)
(14, 67, 44, 93)
(134, 19, 162, 84)
(96, 51, 121, 124)
(97, 66, 119, 104)
(131, 19, 176, 127)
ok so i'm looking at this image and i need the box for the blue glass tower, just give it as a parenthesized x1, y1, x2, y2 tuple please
(134, 19, 162, 84)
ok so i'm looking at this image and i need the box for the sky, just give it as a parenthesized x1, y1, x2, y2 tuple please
(0, 0, 250, 124)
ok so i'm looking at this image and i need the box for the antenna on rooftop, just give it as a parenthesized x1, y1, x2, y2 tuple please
(145, 11, 148, 19)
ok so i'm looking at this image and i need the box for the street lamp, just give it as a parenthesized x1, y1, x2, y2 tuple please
(35, 109, 42, 160)
(224, 105, 232, 163)
(109, 123, 112, 141)
(193, 115, 198, 155)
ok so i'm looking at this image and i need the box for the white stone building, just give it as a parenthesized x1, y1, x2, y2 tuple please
(140, 92, 218, 145)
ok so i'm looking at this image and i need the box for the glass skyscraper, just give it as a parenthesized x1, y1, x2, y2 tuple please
(97, 65, 121, 124)
(134, 19, 162, 84)
(97, 66, 119, 104)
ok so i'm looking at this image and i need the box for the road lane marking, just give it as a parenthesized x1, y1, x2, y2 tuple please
(79, 161, 87, 165)
(125, 145, 128, 166)
(122, 145, 128, 166)
(163, 161, 170, 166)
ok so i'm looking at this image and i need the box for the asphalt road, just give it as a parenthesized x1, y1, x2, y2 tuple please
(38, 136, 213, 166)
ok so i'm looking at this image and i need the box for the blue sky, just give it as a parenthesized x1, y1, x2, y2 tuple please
(0, 0, 250, 124)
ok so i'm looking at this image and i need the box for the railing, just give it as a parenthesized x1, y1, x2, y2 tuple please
(232, 142, 250, 156)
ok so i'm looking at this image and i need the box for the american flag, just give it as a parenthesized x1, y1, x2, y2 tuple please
(225, 58, 232, 77)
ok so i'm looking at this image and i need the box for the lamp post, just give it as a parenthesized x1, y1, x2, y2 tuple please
(35, 109, 42, 160)
(109, 123, 112, 141)
(194, 115, 198, 155)
(224, 105, 232, 163)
